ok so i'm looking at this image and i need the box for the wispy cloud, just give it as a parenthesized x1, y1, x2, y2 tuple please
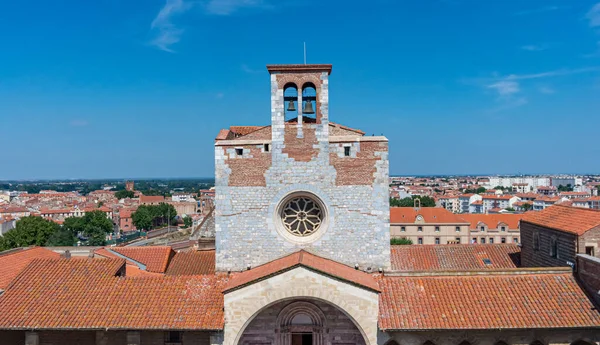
(241, 64, 262, 74)
(503, 67, 600, 81)
(514, 5, 565, 16)
(521, 44, 548, 52)
(487, 80, 520, 96)
(69, 120, 89, 127)
(204, 0, 268, 15)
(150, 0, 193, 53)
(587, 2, 600, 27)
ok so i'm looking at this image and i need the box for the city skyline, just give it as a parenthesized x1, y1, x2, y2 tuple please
(2, 0, 600, 179)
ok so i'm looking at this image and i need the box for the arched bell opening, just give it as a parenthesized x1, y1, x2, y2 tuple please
(301, 83, 317, 121)
(284, 83, 299, 121)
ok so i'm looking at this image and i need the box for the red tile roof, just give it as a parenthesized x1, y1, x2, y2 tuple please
(166, 250, 215, 275)
(459, 214, 523, 230)
(111, 246, 174, 273)
(0, 247, 60, 289)
(139, 195, 165, 204)
(390, 244, 520, 271)
(0, 258, 227, 330)
(229, 126, 263, 136)
(390, 207, 468, 224)
(482, 195, 514, 200)
(223, 250, 380, 293)
(378, 271, 600, 330)
(522, 204, 600, 235)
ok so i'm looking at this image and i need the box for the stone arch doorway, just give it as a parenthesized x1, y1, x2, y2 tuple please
(237, 299, 367, 345)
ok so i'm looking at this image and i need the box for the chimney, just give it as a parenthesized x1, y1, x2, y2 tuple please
(62, 250, 71, 259)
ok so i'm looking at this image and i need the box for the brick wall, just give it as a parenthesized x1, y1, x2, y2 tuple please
(576, 254, 600, 305)
(282, 124, 319, 162)
(330, 141, 387, 186)
(579, 225, 600, 258)
(521, 221, 577, 267)
(222, 145, 272, 187)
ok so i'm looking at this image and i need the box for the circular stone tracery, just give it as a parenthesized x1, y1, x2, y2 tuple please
(281, 196, 323, 236)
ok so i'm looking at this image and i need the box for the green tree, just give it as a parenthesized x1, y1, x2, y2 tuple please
(557, 184, 573, 192)
(390, 238, 413, 245)
(0, 216, 58, 251)
(46, 226, 76, 246)
(132, 206, 153, 230)
(63, 211, 113, 246)
(183, 216, 193, 228)
(522, 203, 533, 211)
(390, 195, 436, 207)
(115, 190, 135, 199)
(505, 207, 515, 212)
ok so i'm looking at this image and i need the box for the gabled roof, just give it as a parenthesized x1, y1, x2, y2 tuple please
(166, 250, 215, 275)
(378, 270, 600, 330)
(0, 247, 60, 289)
(139, 195, 165, 203)
(390, 207, 468, 224)
(111, 246, 174, 273)
(0, 258, 227, 330)
(223, 250, 380, 293)
(522, 204, 600, 235)
(390, 244, 520, 271)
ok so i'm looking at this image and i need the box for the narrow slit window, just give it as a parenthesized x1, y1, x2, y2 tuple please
(344, 146, 351, 157)
(264, 144, 270, 152)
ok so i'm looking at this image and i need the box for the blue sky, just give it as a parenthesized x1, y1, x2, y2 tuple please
(1, 0, 600, 179)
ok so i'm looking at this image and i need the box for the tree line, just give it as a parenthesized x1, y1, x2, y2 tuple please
(0, 211, 113, 251)
(131, 203, 178, 231)
(390, 196, 436, 207)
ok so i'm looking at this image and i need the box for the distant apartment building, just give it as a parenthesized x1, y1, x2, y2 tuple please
(511, 183, 531, 193)
(515, 193, 538, 202)
(486, 177, 549, 189)
(118, 208, 136, 232)
(536, 186, 557, 196)
(390, 207, 471, 244)
(521, 205, 600, 267)
(0, 206, 30, 218)
(551, 176, 583, 188)
(533, 196, 568, 211)
(470, 200, 484, 213)
(0, 217, 16, 236)
(437, 196, 460, 213)
(460, 214, 523, 244)
(458, 194, 482, 213)
(560, 191, 591, 200)
(172, 193, 195, 203)
(481, 195, 520, 213)
(40, 206, 113, 222)
(572, 197, 600, 210)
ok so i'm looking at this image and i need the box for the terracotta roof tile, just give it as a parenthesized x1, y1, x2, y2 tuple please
(223, 250, 380, 293)
(522, 204, 600, 235)
(459, 214, 523, 229)
(0, 258, 227, 330)
(111, 246, 174, 273)
(139, 195, 165, 203)
(166, 250, 215, 275)
(390, 207, 469, 224)
(378, 272, 600, 330)
(390, 244, 520, 271)
(0, 247, 60, 289)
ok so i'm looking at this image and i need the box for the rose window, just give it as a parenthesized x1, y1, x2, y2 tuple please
(281, 196, 323, 236)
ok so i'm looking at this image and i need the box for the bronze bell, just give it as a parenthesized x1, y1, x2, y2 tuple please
(303, 100, 315, 114)
(287, 100, 296, 112)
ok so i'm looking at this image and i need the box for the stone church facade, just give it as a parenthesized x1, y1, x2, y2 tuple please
(0, 64, 599, 345)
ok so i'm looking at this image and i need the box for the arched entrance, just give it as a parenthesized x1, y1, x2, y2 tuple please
(237, 299, 367, 345)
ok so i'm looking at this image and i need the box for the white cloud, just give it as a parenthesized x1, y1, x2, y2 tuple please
(504, 67, 600, 81)
(521, 44, 547, 52)
(514, 6, 564, 16)
(204, 0, 267, 15)
(587, 2, 600, 27)
(487, 80, 520, 96)
(149, 0, 193, 53)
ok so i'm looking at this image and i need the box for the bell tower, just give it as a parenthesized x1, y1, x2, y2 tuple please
(214, 63, 390, 272)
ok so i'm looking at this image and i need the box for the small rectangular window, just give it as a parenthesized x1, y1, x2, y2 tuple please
(501, 226, 506, 232)
(480, 226, 485, 232)
(489, 238, 494, 244)
(435, 226, 440, 232)
(586, 246, 595, 256)
(435, 237, 440, 244)
(501, 237, 506, 243)
(533, 232, 540, 250)
(472, 238, 477, 244)
(455, 226, 460, 232)
(264, 143, 270, 152)
(165, 331, 183, 343)
(344, 146, 351, 157)
(235, 148, 243, 156)
(400, 226, 406, 232)
(456, 237, 461, 243)
(418, 237, 423, 245)
(514, 237, 519, 243)
(481, 238, 486, 244)
(418, 226, 423, 232)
